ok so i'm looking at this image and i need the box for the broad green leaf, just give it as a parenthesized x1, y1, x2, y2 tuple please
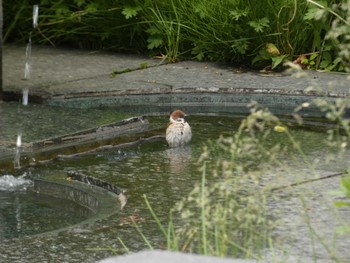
(322, 51, 332, 62)
(301, 57, 309, 64)
(310, 53, 318, 61)
(271, 55, 287, 69)
(333, 57, 342, 65)
(266, 43, 280, 56)
(319, 60, 330, 68)
(323, 44, 332, 51)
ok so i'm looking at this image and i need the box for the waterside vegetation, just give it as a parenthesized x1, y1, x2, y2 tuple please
(3, 0, 350, 70)
(111, 92, 350, 261)
(3, 0, 350, 261)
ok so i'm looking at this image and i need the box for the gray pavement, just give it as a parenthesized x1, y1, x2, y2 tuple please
(2, 45, 350, 263)
(3, 44, 349, 102)
(98, 250, 257, 263)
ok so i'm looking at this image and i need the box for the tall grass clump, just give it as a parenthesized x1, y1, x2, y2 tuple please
(3, 0, 147, 52)
(138, 0, 339, 64)
(123, 0, 347, 66)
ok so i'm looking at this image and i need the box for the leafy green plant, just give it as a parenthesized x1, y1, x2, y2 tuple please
(122, 6, 142, 20)
(252, 43, 288, 69)
(141, 0, 183, 62)
(3, 0, 346, 69)
(304, 0, 349, 71)
(325, 0, 350, 72)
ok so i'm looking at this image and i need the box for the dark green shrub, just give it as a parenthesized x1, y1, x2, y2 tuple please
(3, 0, 347, 68)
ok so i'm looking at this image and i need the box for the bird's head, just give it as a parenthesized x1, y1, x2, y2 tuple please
(170, 110, 188, 123)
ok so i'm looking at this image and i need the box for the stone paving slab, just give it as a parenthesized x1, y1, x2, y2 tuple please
(3, 45, 161, 97)
(98, 250, 257, 263)
(3, 45, 350, 100)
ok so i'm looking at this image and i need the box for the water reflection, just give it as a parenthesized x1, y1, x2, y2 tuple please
(0, 183, 94, 239)
(1, 115, 348, 261)
(166, 146, 192, 175)
(0, 174, 30, 239)
(22, 88, 29, 106)
(0, 102, 132, 146)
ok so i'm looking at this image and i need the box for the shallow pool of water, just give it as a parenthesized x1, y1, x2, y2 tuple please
(0, 102, 133, 148)
(0, 112, 348, 262)
(0, 185, 93, 239)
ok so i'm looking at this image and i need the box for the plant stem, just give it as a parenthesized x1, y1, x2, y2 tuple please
(307, 0, 350, 26)
(201, 162, 208, 255)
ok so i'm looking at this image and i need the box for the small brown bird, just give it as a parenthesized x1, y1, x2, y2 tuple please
(166, 110, 192, 147)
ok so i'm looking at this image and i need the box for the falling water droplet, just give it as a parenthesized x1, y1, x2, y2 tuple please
(33, 5, 39, 29)
(14, 134, 22, 169)
(24, 35, 32, 80)
(22, 88, 29, 106)
(16, 134, 22, 147)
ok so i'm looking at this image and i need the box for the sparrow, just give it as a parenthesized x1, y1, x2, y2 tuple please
(166, 110, 192, 147)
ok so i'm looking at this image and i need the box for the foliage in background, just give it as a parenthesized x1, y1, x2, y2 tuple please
(4, 0, 147, 51)
(3, 0, 348, 69)
(300, 0, 350, 71)
(325, 0, 350, 71)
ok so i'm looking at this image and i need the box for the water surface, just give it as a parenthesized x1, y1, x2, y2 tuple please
(0, 113, 348, 262)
